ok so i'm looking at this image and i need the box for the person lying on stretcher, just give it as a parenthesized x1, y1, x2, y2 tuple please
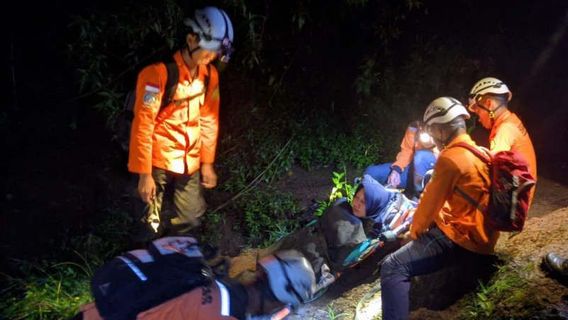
(228, 175, 418, 300)
(318, 174, 417, 271)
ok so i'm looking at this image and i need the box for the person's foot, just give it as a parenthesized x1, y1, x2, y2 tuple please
(543, 252, 568, 277)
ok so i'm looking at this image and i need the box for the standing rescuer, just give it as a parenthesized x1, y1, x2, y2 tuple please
(467, 77, 537, 207)
(128, 6, 234, 238)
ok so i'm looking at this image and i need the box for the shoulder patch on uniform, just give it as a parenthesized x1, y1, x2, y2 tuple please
(143, 92, 159, 108)
(143, 83, 161, 108)
(144, 83, 160, 93)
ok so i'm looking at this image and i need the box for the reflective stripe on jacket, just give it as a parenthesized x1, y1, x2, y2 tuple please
(410, 134, 499, 255)
(489, 110, 537, 207)
(128, 51, 220, 175)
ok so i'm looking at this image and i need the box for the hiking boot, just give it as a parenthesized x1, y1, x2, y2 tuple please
(543, 252, 568, 277)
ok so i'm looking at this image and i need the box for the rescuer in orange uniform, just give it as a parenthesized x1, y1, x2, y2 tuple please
(379, 97, 500, 320)
(128, 7, 234, 238)
(467, 77, 537, 207)
(363, 121, 437, 199)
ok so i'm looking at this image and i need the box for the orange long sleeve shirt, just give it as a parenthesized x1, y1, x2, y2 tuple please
(489, 110, 537, 206)
(410, 134, 500, 255)
(128, 51, 220, 175)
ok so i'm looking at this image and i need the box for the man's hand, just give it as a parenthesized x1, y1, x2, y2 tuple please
(138, 173, 156, 204)
(201, 163, 218, 189)
(400, 230, 413, 245)
(378, 230, 398, 242)
(387, 170, 401, 188)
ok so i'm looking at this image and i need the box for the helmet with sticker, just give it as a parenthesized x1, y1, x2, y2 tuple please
(184, 6, 234, 62)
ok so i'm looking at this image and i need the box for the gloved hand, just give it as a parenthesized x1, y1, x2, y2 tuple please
(387, 170, 401, 188)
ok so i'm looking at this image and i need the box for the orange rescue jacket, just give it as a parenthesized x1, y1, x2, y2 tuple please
(489, 110, 537, 207)
(128, 51, 220, 175)
(410, 134, 500, 255)
(80, 281, 237, 320)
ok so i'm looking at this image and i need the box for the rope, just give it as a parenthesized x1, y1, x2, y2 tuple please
(210, 137, 293, 213)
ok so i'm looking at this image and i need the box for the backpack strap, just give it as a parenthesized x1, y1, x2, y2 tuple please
(454, 186, 487, 212)
(165, 63, 211, 107)
(204, 63, 211, 93)
(450, 142, 492, 164)
(160, 56, 180, 112)
(450, 142, 490, 212)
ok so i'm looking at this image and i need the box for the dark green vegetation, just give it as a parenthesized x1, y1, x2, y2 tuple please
(2, 0, 567, 318)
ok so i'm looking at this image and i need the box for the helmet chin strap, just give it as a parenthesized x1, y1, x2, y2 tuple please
(476, 101, 505, 123)
(437, 127, 460, 149)
(183, 43, 202, 77)
(186, 44, 200, 64)
(188, 43, 201, 57)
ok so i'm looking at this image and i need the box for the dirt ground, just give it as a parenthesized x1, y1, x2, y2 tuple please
(231, 169, 568, 320)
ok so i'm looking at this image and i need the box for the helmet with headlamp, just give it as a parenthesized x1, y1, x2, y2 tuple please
(184, 6, 234, 63)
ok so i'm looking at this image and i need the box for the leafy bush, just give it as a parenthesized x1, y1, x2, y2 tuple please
(314, 170, 357, 217)
(236, 188, 299, 247)
(67, 0, 183, 124)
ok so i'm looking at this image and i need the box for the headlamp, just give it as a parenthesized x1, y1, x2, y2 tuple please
(218, 37, 234, 63)
(419, 132, 433, 145)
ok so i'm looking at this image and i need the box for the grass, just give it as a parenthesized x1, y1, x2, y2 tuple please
(238, 188, 300, 248)
(458, 258, 549, 319)
(0, 260, 92, 320)
(327, 303, 349, 320)
(0, 208, 132, 320)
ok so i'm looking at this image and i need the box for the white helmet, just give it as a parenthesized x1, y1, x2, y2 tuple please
(258, 250, 316, 308)
(469, 77, 512, 103)
(423, 97, 470, 125)
(184, 7, 234, 62)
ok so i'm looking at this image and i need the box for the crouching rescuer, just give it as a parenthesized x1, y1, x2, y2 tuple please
(379, 97, 500, 320)
(128, 6, 234, 239)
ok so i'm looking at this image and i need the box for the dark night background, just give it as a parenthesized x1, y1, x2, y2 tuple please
(1, 0, 568, 311)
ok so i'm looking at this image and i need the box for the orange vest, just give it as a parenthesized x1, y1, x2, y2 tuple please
(489, 110, 537, 207)
(411, 134, 499, 255)
(128, 51, 220, 175)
